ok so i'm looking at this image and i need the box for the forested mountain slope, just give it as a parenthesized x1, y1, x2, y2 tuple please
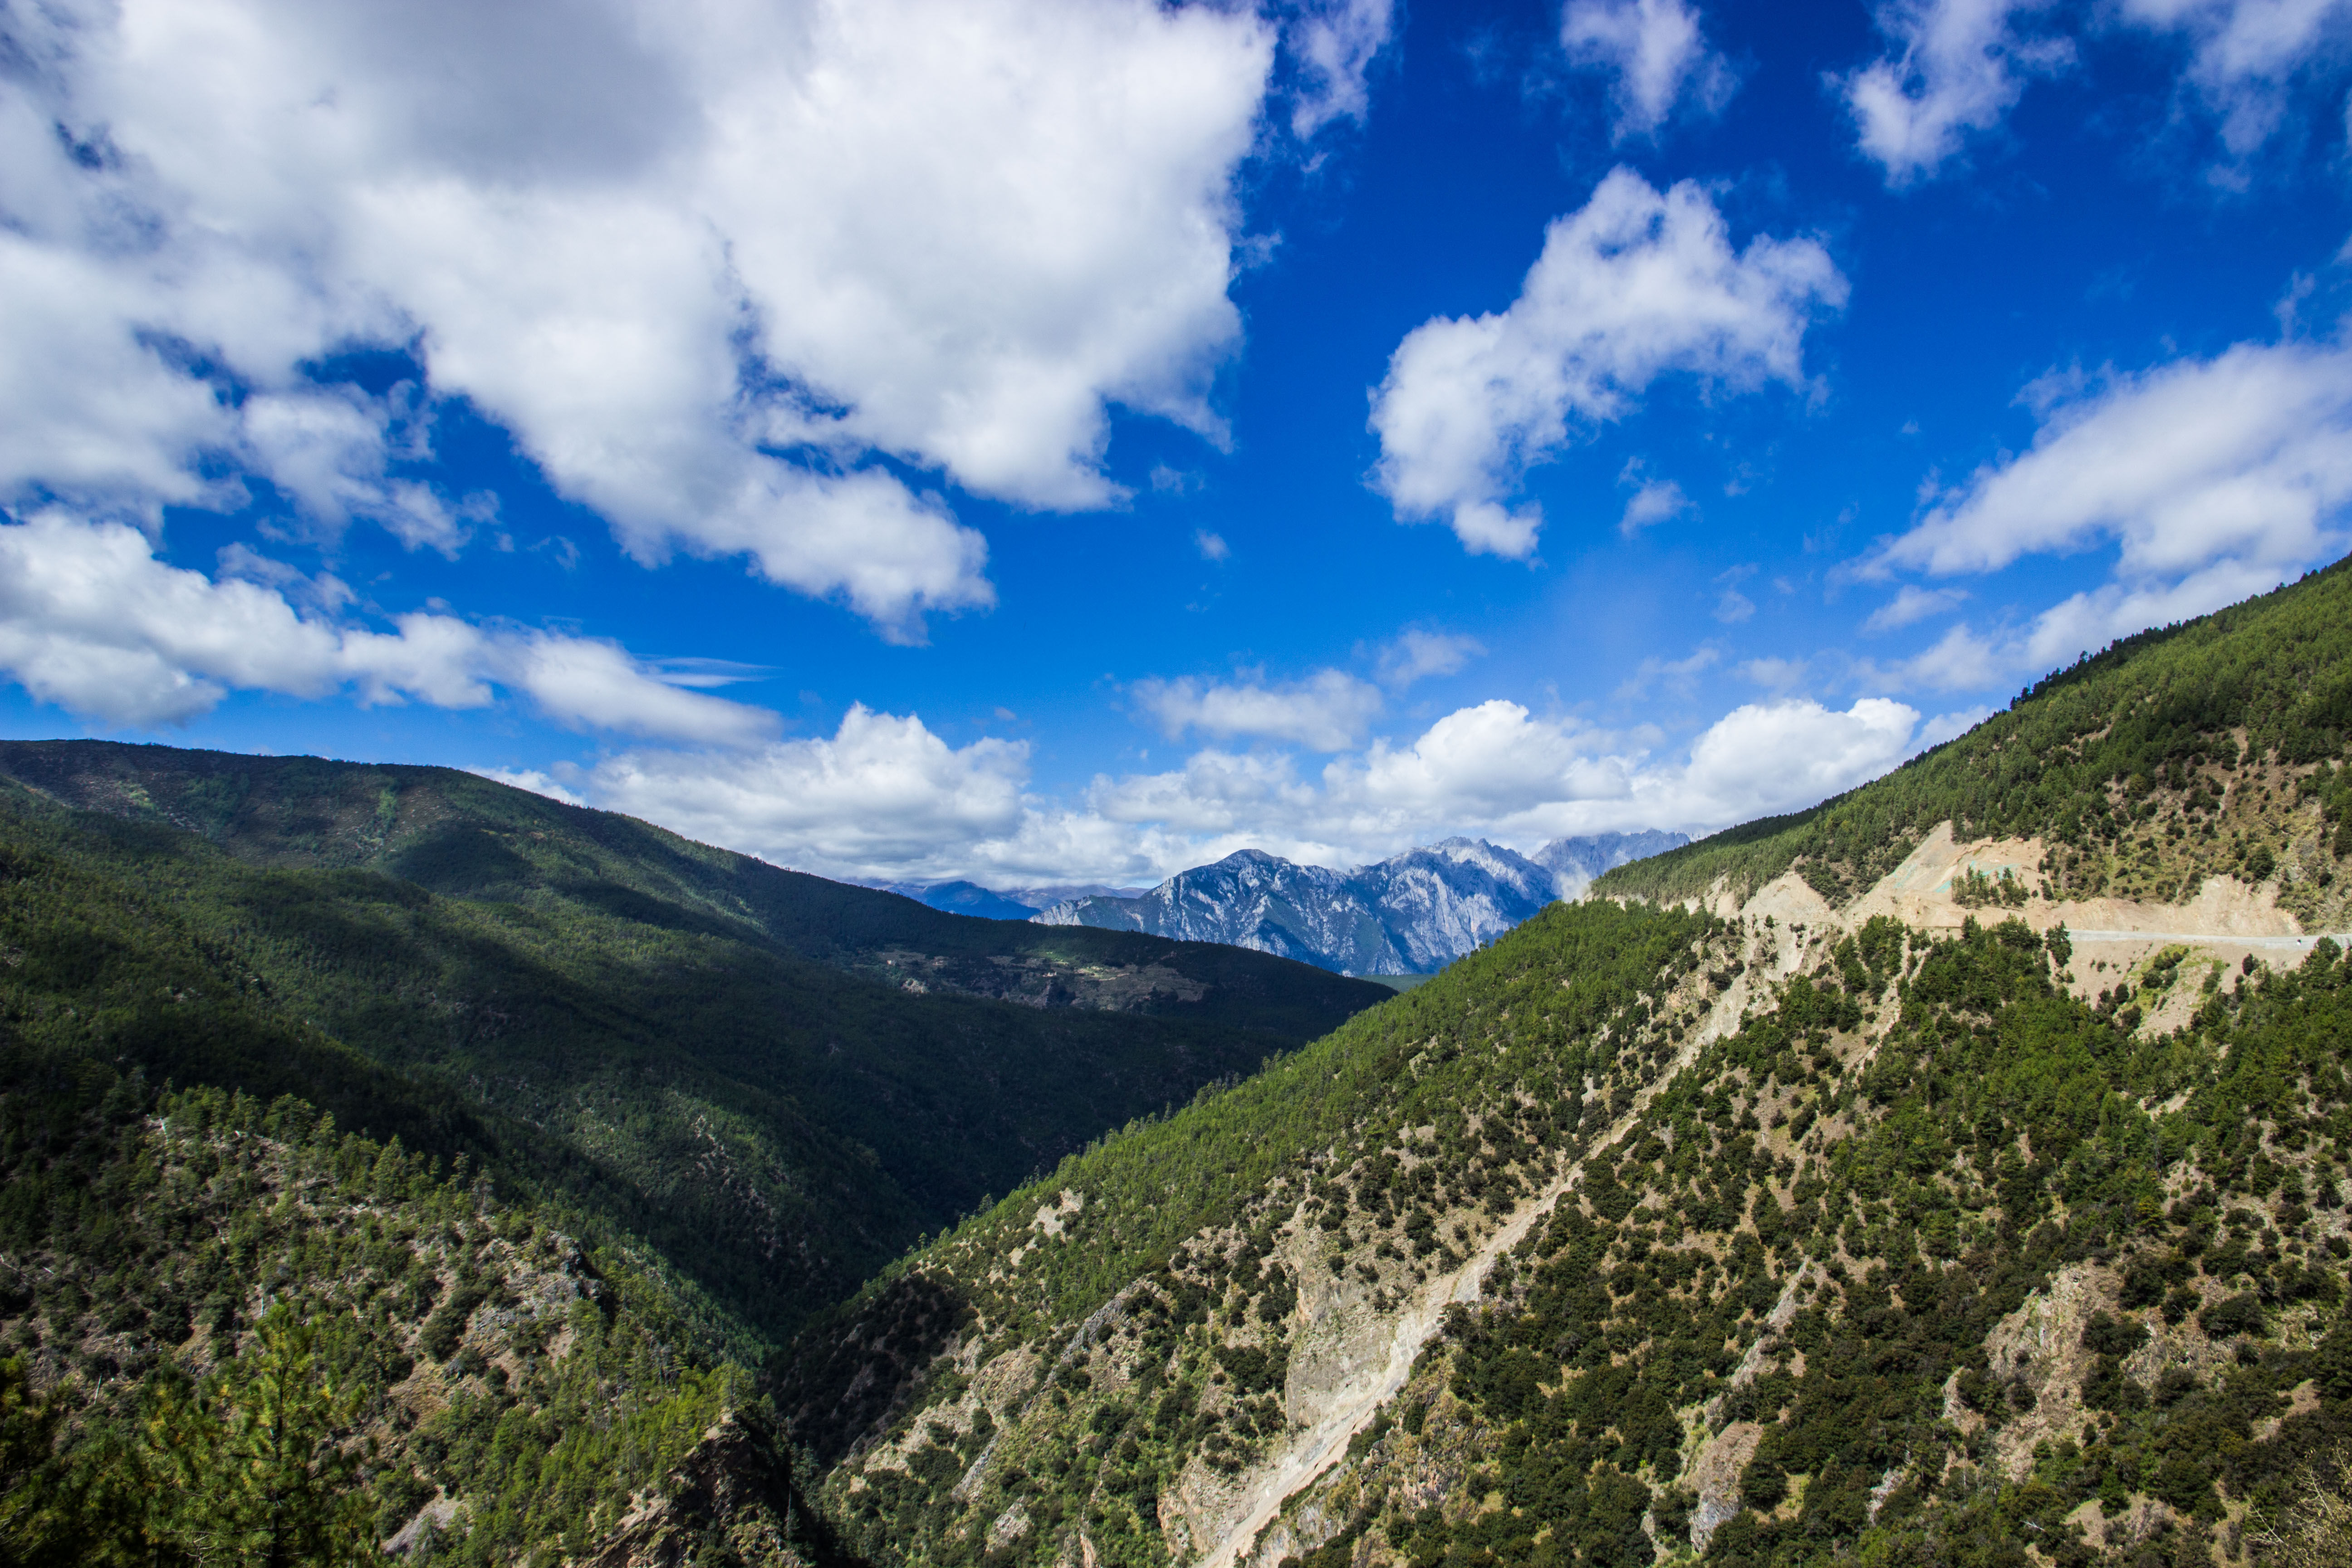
(0, 1033, 837, 1568)
(0, 750, 1382, 1346)
(15, 558, 2352, 1568)
(779, 564, 2352, 1568)
(1594, 558, 2352, 927)
(785, 897, 2352, 1568)
(0, 741, 1383, 1035)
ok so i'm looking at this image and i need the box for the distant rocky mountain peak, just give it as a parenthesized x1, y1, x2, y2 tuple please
(1029, 828, 1687, 975)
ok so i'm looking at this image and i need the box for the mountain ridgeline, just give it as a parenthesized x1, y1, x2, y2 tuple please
(12, 561, 2352, 1567)
(1034, 833, 1687, 977)
(778, 559, 2352, 1568)
(0, 741, 1387, 1351)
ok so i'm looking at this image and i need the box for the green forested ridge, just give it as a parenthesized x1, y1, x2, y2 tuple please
(1595, 554, 2352, 913)
(0, 752, 1382, 1342)
(780, 898, 1718, 1477)
(0, 740, 1385, 1039)
(0, 1033, 813, 1566)
(768, 564, 2352, 1568)
(15, 561, 2352, 1567)
(790, 904, 2352, 1568)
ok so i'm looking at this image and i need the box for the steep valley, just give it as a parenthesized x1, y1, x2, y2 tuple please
(10, 562, 2352, 1566)
(776, 561, 2352, 1568)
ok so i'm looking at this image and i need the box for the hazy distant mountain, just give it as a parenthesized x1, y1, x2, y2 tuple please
(872, 878, 1147, 919)
(1030, 830, 1687, 975)
(1529, 828, 1691, 899)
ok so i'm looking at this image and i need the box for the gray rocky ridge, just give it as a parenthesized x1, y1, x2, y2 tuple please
(1026, 830, 1687, 975)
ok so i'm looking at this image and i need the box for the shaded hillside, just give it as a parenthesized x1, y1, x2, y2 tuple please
(0, 753, 1382, 1343)
(0, 1034, 836, 1567)
(0, 741, 1384, 1041)
(1596, 555, 2352, 917)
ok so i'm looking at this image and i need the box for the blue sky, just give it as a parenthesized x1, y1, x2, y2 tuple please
(4, 0, 2350, 888)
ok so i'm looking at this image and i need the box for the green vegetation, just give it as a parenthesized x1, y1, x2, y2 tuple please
(794, 904, 2352, 1568)
(0, 1036, 781, 1564)
(777, 562, 2352, 1568)
(0, 748, 1382, 1344)
(1596, 557, 2352, 916)
(15, 562, 2352, 1567)
(784, 895, 1738, 1549)
(1417, 921, 2352, 1567)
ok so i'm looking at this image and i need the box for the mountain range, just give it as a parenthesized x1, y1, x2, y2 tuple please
(875, 878, 1147, 921)
(11, 562, 2352, 1566)
(1030, 830, 1687, 975)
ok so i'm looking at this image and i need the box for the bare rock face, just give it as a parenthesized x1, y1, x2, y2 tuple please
(1031, 833, 1687, 977)
(585, 1411, 843, 1568)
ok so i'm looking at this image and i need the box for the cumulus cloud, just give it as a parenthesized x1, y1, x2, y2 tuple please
(1844, 338, 2352, 706)
(1376, 630, 1486, 688)
(1666, 696, 1921, 825)
(1, 0, 1283, 636)
(1369, 169, 1845, 558)
(2120, 0, 2352, 157)
(1835, 0, 2073, 186)
(235, 388, 494, 556)
(0, 509, 776, 742)
(1881, 339, 2352, 583)
(1560, 0, 1736, 140)
(1132, 668, 1386, 751)
(566, 691, 1936, 884)
(584, 706, 1029, 874)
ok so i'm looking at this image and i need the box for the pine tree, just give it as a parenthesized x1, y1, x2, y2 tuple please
(144, 1304, 371, 1567)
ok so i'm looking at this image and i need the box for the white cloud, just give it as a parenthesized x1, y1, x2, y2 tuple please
(1858, 558, 2297, 698)
(234, 387, 504, 557)
(1881, 339, 2352, 583)
(2121, 0, 2352, 156)
(568, 691, 1937, 884)
(1862, 582, 1969, 631)
(1132, 668, 1386, 751)
(1195, 529, 1232, 562)
(1619, 476, 1693, 535)
(469, 767, 587, 806)
(2, 0, 1283, 637)
(1560, 0, 1736, 140)
(1369, 168, 1844, 558)
(1843, 338, 2352, 706)
(1916, 704, 1995, 748)
(1835, 0, 2073, 186)
(1666, 696, 1921, 825)
(1376, 630, 1486, 688)
(0, 508, 777, 742)
(1878, 621, 2008, 692)
(583, 706, 1030, 875)
(1713, 564, 1758, 623)
(1284, 0, 1398, 137)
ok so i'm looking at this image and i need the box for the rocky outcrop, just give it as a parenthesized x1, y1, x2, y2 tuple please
(583, 1411, 844, 1568)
